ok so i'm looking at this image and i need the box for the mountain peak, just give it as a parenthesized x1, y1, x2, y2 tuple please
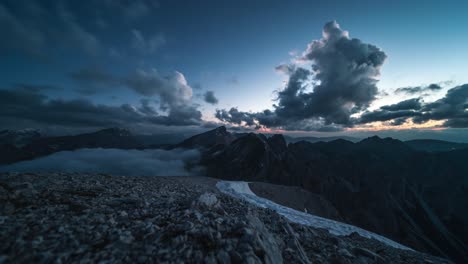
(177, 126, 235, 149)
(215, 125, 227, 132)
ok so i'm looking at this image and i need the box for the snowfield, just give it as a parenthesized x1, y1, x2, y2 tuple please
(216, 181, 412, 251)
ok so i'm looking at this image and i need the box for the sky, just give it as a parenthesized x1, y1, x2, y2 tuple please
(1, 0, 467, 141)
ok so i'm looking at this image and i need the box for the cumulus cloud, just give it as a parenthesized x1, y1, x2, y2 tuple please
(203, 91, 219, 105)
(215, 108, 256, 126)
(216, 21, 386, 131)
(214, 21, 466, 131)
(0, 148, 203, 176)
(395, 83, 443, 95)
(67, 67, 205, 125)
(125, 69, 192, 103)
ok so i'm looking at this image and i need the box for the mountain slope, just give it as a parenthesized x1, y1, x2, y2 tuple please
(197, 128, 468, 262)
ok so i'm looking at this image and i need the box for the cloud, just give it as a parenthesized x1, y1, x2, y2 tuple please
(358, 98, 423, 124)
(14, 83, 61, 93)
(124, 69, 194, 108)
(0, 2, 45, 56)
(105, 0, 159, 20)
(131, 29, 166, 54)
(70, 67, 119, 94)
(215, 108, 256, 126)
(70, 67, 115, 83)
(359, 109, 421, 124)
(216, 21, 386, 131)
(380, 98, 422, 111)
(203, 91, 218, 105)
(395, 83, 443, 95)
(0, 1, 100, 57)
(68, 67, 205, 125)
(0, 148, 203, 176)
(57, 4, 100, 55)
(226, 76, 239, 85)
(414, 84, 468, 127)
(0, 87, 202, 129)
(359, 84, 468, 128)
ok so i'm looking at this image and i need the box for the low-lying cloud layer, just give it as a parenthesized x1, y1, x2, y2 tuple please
(0, 148, 203, 176)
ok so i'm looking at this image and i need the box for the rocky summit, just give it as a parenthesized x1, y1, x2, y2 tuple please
(0, 173, 451, 263)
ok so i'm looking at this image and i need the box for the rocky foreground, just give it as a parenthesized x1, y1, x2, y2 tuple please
(0, 173, 451, 263)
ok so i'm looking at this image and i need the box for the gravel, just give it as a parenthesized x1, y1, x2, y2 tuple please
(0, 172, 451, 263)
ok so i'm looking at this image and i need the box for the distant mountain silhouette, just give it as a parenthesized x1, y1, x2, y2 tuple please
(174, 126, 237, 149)
(283, 135, 360, 143)
(0, 128, 143, 164)
(405, 139, 468, 152)
(0, 129, 41, 147)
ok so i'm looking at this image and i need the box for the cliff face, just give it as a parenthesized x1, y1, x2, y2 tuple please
(0, 173, 450, 263)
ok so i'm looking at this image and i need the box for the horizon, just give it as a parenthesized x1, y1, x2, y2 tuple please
(1, 0, 467, 142)
(4, 125, 468, 144)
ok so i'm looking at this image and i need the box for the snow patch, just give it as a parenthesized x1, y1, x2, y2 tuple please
(216, 180, 412, 251)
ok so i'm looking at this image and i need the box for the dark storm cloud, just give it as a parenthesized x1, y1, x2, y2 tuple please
(395, 83, 443, 95)
(357, 98, 423, 124)
(215, 108, 256, 126)
(216, 21, 386, 131)
(203, 91, 218, 105)
(389, 117, 408, 126)
(68, 67, 207, 124)
(380, 98, 422, 111)
(0, 87, 202, 129)
(413, 84, 468, 127)
(359, 109, 421, 124)
(14, 83, 61, 93)
(358, 84, 468, 128)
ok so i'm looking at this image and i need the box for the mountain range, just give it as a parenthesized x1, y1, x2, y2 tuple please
(179, 126, 468, 263)
(0, 126, 467, 262)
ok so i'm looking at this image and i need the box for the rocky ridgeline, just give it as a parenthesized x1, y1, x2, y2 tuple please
(0, 173, 450, 263)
